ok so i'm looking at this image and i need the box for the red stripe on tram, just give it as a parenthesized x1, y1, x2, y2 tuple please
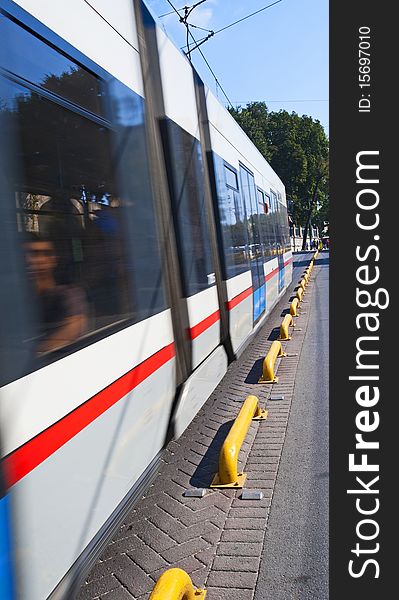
(226, 286, 253, 311)
(188, 310, 220, 340)
(265, 267, 279, 282)
(3, 343, 176, 488)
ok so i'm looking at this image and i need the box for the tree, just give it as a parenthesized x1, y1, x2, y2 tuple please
(229, 102, 329, 249)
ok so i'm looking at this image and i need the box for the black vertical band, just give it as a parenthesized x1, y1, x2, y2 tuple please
(330, 2, 395, 597)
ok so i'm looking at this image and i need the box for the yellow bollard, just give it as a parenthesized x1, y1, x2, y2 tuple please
(296, 287, 303, 302)
(299, 278, 306, 292)
(279, 314, 294, 341)
(149, 569, 206, 600)
(211, 395, 267, 488)
(258, 340, 286, 384)
(149, 568, 206, 599)
(290, 298, 299, 317)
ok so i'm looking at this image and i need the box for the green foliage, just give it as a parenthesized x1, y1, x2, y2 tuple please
(229, 102, 329, 244)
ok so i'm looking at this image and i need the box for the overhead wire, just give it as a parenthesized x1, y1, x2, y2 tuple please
(164, 0, 188, 19)
(187, 23, 214, 33)
(214, 0, 283, 36)
(164, 0, 234, 109)
(183, 0, 284, 50)
(194, 39, 234, 108)
(83, 0, 138, 51)
(160, 1, 208, 18)
(159, 5, 192, 18)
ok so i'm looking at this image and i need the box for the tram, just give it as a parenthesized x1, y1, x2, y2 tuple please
(0, 1, 292, 598)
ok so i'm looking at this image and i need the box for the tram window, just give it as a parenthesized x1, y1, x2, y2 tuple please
(163, 120, 214, 297)
(224, 165, 238, 190)
(270, 190, 277, 213)
(283, 204, 291, 251)
(213, 157, 249, 279)
(277, 202, 282, 248)
(257, 188, 271, 258)
(239, 165, 264, 290)
(0, 74, 165, 362)
(241, 169, 261, 256)
(261, 192, 272, 258)
(0, 14, 104, 116)
(275, 198, 289, 251)
(268, 190, 278, 252)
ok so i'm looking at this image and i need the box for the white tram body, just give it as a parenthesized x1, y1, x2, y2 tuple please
(0, 1, 292, 598)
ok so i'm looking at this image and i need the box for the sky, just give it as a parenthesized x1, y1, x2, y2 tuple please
(146, 0, 329, 134)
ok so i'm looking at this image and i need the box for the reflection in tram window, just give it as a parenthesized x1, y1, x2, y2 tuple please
(0, 22, 166, 368)
(162, 120, 214, 297)
(6, 83, 135, 345)
(239, 165, 266, 321)
(24, 232, 88, 355)
(270, 190, 279, 255)
(258, 189, 273, 258)
(213, 157, 249, 279)
(272, 193, 290, 254)
(239, 166, 263, 282)
(0, 13, 104, 116)
(224, 165, 238, 190)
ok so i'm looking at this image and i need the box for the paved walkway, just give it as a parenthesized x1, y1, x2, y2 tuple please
(78, 252, 326, 600)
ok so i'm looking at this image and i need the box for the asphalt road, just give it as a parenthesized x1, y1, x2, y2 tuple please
(254, 253, 329, 600)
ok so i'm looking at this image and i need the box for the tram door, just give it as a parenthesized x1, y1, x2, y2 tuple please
(239, 165, 265, 323)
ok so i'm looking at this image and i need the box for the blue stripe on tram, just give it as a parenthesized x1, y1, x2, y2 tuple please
(253, 285, 266, 322)
(0, 494, 15, 600)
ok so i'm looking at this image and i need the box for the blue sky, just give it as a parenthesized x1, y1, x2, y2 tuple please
(146, 0, 329, 134)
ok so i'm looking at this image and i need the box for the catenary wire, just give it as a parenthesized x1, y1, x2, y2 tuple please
(183, 0, 283, 50)
(165, 0, 234, 108)
(83, 0, 138, 51)
(159, 1, 206, 18)
(214, 0, 283, 36)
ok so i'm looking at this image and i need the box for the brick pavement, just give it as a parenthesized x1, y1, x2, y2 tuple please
(78, 254, 319, 600)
